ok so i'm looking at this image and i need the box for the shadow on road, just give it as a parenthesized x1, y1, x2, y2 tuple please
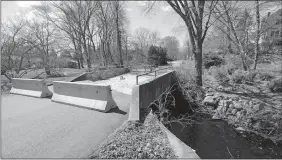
(108, 107, 127, 115)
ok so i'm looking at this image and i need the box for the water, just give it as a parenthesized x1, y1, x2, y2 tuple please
(168, 119, 282, 159)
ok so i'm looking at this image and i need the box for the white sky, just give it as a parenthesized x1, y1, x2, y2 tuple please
(1, 1, 280, 47)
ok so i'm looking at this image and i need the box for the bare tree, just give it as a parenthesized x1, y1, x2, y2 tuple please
(25, 3, 56, 75)
(161, 36, 180, 60)
(1, 18, 27, 70)
(112, 0, 123, 66)
(252, 0, 261, 70)
(166, 0, 219, 86)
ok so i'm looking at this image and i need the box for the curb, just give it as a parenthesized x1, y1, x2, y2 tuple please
(158, 121, 200, 159)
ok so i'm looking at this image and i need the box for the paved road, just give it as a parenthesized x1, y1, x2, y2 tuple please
(1, 69, 173, 158)
(1, 91, 130, 158)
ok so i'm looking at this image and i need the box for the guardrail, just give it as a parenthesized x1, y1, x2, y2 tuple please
(135, 65, 173, 85)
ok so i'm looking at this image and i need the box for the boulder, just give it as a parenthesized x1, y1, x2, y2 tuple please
(227, 108, 233, 114)
(212, 112, 221, 120)
(206, 92, 214, 96)
(234, 102, 242, 109)
(253, 103, 266, 112)
(225, 100, 233, 108)
(203, 96, 216, 106)
(231, 109, 238, 115)
(236, 111, 243, 120)
(235, 126, 246, 132)
(229, 103, 235, 109)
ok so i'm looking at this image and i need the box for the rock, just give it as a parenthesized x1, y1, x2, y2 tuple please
(232, 96, 240, 101)
(218, 86, 223, 90)
(235, 126, 246, 132)
(253, 103, 266, 112)
(225, 100, 233, 108)
(217, 105, 224, 112)
(231, 109, 238, 115)
(218, 100, 224, 107)
(272, 114, 282, 120)
(203, 96, 216, 106)
(253, 122, 261, 130)
(236, 111, 243, 120)
(234, 102, 242, 109)
(207, 88, 215, 92)
(246, 118, 252, 125)
(229, 103, 235, 109)
(243, 85, 261, 93)
(206, 92, 214, 96)
(221, 105, 228, 114)
(240, 109, 247, 116)
(212, 112, 221, 120)
(227, 108, 233, 114)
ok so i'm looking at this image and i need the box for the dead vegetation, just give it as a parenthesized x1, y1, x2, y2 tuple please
(89, 113, 176, 159)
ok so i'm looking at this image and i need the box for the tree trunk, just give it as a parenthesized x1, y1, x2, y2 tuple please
(77, 58, 81, 69)
(115, 1, 123, 67)
(252, 0, 260, 70)
(194, 42, 203, 86)
(125, 37, 128, 67)
(45, 65, 51, 75)
(107, 41, 114, 63)
(16, 56, 24, 74)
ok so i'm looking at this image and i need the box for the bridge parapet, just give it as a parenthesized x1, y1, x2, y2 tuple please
(129, 71, 175, 121)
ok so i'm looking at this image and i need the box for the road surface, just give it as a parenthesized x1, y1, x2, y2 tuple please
(1, 69, 171, 158)
(1, 90, 130, 158)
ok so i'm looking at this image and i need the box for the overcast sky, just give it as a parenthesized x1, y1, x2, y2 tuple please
(1, 1, 188, 46)
(1, 1, 280, 47)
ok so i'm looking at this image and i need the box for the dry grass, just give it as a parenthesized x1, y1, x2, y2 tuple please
(89, 113, 176, 159)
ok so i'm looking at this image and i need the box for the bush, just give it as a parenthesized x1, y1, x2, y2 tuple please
(174, 63, 205, 104)
(268, 77, 282, 92)
(147, 45, 168, 66)
(231, 70, 257, 84)
(209, 66, 229, 83)
(256, 72, 275, 81)
(203, 52, 225, 69)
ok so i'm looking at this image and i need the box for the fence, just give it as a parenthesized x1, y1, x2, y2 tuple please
(135, 64, 173, 85)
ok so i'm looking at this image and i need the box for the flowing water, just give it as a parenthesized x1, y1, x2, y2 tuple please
(168, 119, 282, 159)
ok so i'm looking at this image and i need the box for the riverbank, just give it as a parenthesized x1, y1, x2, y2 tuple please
(89, 113, 176, 159)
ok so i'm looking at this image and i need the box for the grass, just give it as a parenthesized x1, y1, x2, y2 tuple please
(173, 58, 282, 144)
(89, 113, 176, 159)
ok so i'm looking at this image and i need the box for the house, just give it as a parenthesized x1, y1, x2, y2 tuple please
(261, 8, 282, 51)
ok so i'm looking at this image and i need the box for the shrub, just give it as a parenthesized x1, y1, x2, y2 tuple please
(210, 66, 229, 83)
(268, 77, 282, 92)
(174, 63, 205, 104)
(231, 70, 257, 84)
(203, 52, 225, 69)
(256, 72, 275, 81)
(147, 45, 168, 66)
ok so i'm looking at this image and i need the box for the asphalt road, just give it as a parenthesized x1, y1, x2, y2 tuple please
(1, 91, 130, 158)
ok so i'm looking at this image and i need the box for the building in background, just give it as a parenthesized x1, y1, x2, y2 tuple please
(261, 8, 282, 52)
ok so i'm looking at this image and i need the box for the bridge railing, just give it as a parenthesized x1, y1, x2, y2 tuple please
(135, 65, 173, 85)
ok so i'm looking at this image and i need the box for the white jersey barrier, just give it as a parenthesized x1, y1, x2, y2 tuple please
(10, 78, 53, 98)
(51, 81, 117, 112)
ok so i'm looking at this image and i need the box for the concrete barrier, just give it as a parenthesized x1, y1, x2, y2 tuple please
(158, 119, 200, 159)
(10, 78, 53, 98)
(51, 81, 117, 112)
(128, 71, 175, 121)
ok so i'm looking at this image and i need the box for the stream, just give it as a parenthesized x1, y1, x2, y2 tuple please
(168, 119, 282, 159)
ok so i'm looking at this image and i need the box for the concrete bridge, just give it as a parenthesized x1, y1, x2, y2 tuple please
(1, 66, 176, 158)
